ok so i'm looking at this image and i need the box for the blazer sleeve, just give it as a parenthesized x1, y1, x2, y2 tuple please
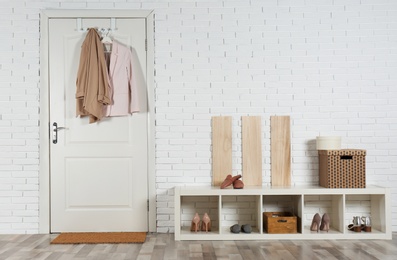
(128, 51, 140, 113)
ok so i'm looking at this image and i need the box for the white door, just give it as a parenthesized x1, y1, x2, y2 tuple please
(49, 18, 148, 232)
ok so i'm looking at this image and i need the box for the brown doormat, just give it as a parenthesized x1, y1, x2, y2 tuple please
(50, 232, 147, 244)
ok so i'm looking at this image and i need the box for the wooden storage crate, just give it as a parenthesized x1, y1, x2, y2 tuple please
(263, 212, 297, 234)
(319, 149, 366, 188)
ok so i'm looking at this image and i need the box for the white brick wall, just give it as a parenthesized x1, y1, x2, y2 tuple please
(2, 0, 397, 234)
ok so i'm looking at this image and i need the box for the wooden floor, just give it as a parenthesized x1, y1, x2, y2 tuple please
(0, 233, 396, 260)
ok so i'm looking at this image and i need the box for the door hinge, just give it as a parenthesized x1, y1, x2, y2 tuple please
(145, 39, 147, 51)
(147, 199, 149, 211)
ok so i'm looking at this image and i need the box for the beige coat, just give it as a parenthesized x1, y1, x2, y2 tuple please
(76, 28, 111, 123)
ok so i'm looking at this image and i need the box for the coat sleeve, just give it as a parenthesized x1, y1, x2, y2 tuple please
(76, 44, 87, 100)
(75, 34, 90, 117)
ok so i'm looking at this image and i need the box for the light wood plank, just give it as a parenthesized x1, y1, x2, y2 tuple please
(242, 116, 262, 186)
(271, 115, 291, 186)
(212, 116, 232, 186)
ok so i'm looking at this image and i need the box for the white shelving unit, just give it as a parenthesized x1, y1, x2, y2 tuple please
(174, 185, 391, 241)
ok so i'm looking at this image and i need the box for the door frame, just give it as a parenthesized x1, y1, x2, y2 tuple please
(39, 9, 156, 233)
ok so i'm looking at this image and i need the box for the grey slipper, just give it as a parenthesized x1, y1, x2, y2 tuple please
(241, 224, 252, 233)
(230, 224, 240, 233)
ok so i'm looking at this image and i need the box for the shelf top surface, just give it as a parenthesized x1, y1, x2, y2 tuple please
(175, 185, 387, 195)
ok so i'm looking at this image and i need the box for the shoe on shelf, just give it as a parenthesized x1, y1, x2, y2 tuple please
(362, 216, 372, 232)
(348, 224, 354, 231)
(190, 212, 201, 232)
(352, 216, 362, 232)
(241, 224, 252, 233)
(233, 179, 244, 189)
(320, 213, 330, 232)
(201, 213, 211, 232)
(348, 224, 365, 232)
(310, 213, 321, 232)
(347, 224, 358, 231)
(230, 224, 240, 233)
(220, 174, 241, 189)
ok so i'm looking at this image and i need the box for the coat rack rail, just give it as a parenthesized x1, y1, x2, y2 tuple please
(76, 18, 117, 33)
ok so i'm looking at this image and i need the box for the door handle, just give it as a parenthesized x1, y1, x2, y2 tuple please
(52, 122, 67, 144)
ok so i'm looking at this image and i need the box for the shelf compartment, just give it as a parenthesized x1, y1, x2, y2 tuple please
(180, 195, 219, 235)
(220, 195, 261, 235)
(303, 194, 344, 234)
(345, 194, 387, 234)
(262, 195, 302, 234)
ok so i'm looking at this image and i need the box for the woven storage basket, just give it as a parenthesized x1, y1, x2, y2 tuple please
(319, 149, 366, 188)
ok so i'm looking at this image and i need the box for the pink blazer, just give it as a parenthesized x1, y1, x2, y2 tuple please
(105, 41, 139, 116)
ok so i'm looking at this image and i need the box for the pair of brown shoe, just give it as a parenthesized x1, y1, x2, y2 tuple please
(310, 213, 330, 232)
(220, 174, 244, 189)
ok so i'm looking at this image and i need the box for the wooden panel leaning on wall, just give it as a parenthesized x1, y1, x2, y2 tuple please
(212, 116, 232, 186)
(271, 115, 291, 186)
(242, 116, 262, 186)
